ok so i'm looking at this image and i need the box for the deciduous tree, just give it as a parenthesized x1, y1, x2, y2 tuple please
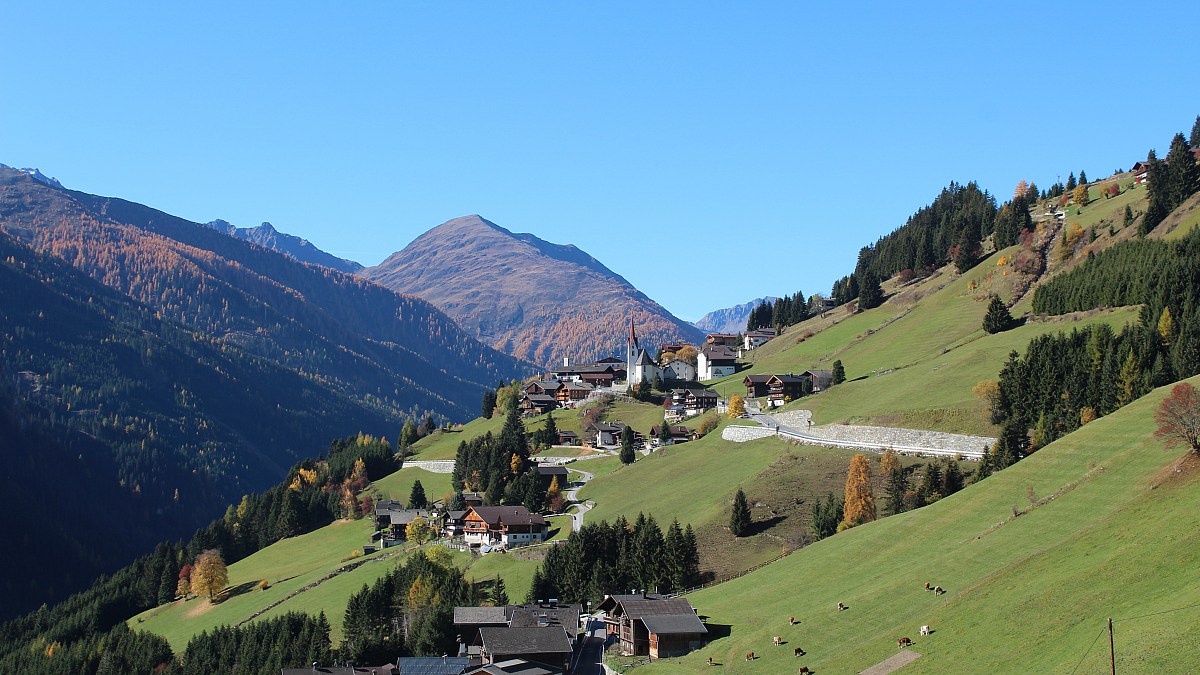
(727, 394, 745, 419)
(406, 516, 434, 545)
(1073, 184, 1090, 207)
(841, 454, 876, 528)
(1154, 382, 1200, 453)
(191, 550, 228, 601)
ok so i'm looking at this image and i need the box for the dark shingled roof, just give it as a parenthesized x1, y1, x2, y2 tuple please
(455, 606, 509, 625)
(535, 464, 568, 477)
(280, 667, 396, 675)
(523, 394, 556, 403)
(640, 613, 708, 636)
(466, 659, 562, 675)
(479, 627, 573, 655)
(619, 598, 699, 619)
(395, 656, 472, 675)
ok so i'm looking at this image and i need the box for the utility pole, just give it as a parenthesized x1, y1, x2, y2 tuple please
(1108, 617, 1116, 675)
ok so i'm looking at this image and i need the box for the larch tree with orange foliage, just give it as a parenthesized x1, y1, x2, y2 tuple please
(841, 454, 876, 530)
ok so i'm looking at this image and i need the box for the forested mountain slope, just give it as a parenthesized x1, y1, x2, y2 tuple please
(0, 168, 530, 615)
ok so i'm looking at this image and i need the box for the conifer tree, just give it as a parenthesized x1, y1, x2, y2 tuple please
(1158, 306, 1175, 347)
(729, 488, 751, 537)
(1191, 116, 1200, 148)
(841, 454, 876, 528)
(491, 575, 509, 606)
(982, 295, 1014, 334)
(832, 360, 846, 385)
(1066, 172, 1076, 192)
(954, 222, 980, 273)
(409, 480, 427, 509)
(1123, 205, 1134, 228)
(481, 388, 497, 419)
(1143, 150, 1170, 234)
(858, 269, 883, 309)
(1166, 132, 1200, 208)
(619, 426, 636, 465)
(919, 462, 942, 504)
(1079, 169, 1087, 186)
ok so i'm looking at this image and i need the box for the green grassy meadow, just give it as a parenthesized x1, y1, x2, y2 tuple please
(635, 376, 1200, 674)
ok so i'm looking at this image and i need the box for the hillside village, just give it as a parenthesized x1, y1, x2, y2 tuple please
(6, 99, 1200, 675)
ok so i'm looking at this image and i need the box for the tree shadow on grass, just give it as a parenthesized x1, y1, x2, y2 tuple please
(747, 515, 786, 536)
(212, 581, 258, 604)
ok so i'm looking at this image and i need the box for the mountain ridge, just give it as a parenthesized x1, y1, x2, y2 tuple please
(205, 219, 363, 273)
(692, 296, 778, 334)
(361, 215, 704, 365)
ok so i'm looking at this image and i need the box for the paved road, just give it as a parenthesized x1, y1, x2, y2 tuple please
(747, 412, 985, 459)
(565, 467, 596, 533)
(570, 615, 608, 675)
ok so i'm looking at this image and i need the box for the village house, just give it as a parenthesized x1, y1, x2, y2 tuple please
(670, 388, 718, 416)
(552, 360, 624, 386)
(742, 374, 771, 399)
(534, 463, 568, 490)
(282, 657, 473, 675)
(766, 373, 808, 405)
(454, 606, 510, 647)
(555, 429, 578, 446)
(658, 342, 691, 357)
(554, 380, 594, 404)
(804, 368, 835, 392)
(455, 600, 582, 650)
(462, 492, 485, 508)
(597, 593, 708, 660)
(373, 501, 440, 541)
(524, 380, 563, 397)
(462, 506, 549, 548)
(705, 333, 740, 348)
(696, 345, 739, 380)
(464, 659, 562, 675)
(477, 627, 573, 672)
(443, 509, 469, 539)
(743, 328, 777, 350)
(584, 421, 628, 447)
(661, 358, 697, 382)
(1131, 160, 1150, 185)
(649, 424, 693, 445)
(520, 393, 557, 417)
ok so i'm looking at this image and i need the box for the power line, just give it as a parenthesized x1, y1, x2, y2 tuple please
(1114, 600, 1200, 624)
(1069, 627, 1107, 675)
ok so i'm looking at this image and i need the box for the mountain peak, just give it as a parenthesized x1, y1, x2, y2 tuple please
(0, 163, 64, 188)
(202, 219, 363, 274)
(362, 216, 703, 366)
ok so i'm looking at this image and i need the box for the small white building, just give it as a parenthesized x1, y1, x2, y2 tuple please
(662, 358, 697, 382)
(697, 345, 739, 381)
(744, 328, 777, 350)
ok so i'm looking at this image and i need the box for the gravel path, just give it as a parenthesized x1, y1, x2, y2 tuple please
(859, 649, 922, 675)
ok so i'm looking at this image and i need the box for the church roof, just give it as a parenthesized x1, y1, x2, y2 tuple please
(634, 349, 657, 366)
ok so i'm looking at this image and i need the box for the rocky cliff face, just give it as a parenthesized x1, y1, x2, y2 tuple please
(693, 297, 778, 334)
(362, 215, 704, 366)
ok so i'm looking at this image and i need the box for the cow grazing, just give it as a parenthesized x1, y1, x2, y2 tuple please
(745, 651, 755, 661)
(934, 586, 945, 596)
(773, 636, 783, 646)
(837, 601, 846, 611)
(920, 625, 931, 636)
(706, 657, 714, 666)
(898, 637, 914, 648)
(789, 615, 797, 625)
(794, 647, 806, 657)
(924, 582, 931, 591)
(798, 667, 812, 674)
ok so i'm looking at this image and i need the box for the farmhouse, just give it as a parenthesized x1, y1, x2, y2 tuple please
(534, 463, 568, 489)
(649, 424, 693, 444)
(584, 421, 628, 447)
(661, 358, 697, 382)
(477, 627, 573, 672)
(743, 328, 776, 350)
(742, 374, 771, 398)
(696, 345, 739, 380)
(373, 501, 439, 540)
(670, 388, 718, 416)
(555, 429, 579, 446)
(705, 333, 740, 347)
(803, 369, 835, 392)
(766, 373, 808, 404)
(463, 506, 549, 548)
(597, 593, 708, 659)
(520, 393, 557, 417)
(555, 380, 594, 404)
(524, 380, 563, 397)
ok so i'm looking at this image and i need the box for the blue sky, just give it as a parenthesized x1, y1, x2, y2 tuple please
(3, 2, 1197, 321)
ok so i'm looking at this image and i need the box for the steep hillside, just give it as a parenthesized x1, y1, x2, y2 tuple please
(205, 219, 363, 273)
(692, 297, 777, 334)
(361, 215, 703, 366)
(0, 168, 530, 614)
(641, 376, 1200, 674)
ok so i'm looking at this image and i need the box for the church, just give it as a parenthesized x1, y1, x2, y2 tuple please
(625, 314, 662, 389)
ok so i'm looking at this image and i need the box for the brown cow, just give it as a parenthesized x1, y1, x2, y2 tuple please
(794, 647, 806, 657)
(745, 651, 755, 661)
(773, 636, 783, 646)
(898, 637, 914, 648)
(706, 656, 714, 666)
(789, 615, 797, 625)
(798, 667, 812, 674)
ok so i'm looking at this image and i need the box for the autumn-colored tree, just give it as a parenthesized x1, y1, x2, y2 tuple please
(880, 447, 900, 478)
(1014, 179, 1028, 200)
(1157, 306, 1175, 347)
(175, 563, 193, 599)
(728, 394, 746, 419)
(406, 515, 435, 545)
(1153, 383, 1200, 454)
(841, 454, 876, 529)
(510, 452, 525, 476)
(547, 475, 562, 506)
(1073, 184, 1090, 207)
(973, 379, 1002, 424)
(675, 345, 699, 367)
(697, 415, 718, 436)
(1117, 350, 1140, 406)
(191, 550, 229, 601)
(1079, 407, 1098, 425)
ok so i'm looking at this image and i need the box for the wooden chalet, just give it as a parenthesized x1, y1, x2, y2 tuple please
(584, 421, 628, 447)
(551, 362, 622, 386)
(704, 333, 740, 347)
(520, 393, 557, 417)
(463, 506, 548, 548)
(743, 374, 771, 398)
(1132, 160, 1150, 184)
(767, 373, 808, 403)
(670, 388, 718, 415)
(534, 463, 568, 489)
(597, 594, 707, 660)
(804, 369, 835, 392)
(477, 627, 572, 672)
(555, 380, 594, 404)
(555, 429, 578, 446)
(649, 424, 693, 444)
(454, 606, 509, 646)
(462, 492, 485, 508)
(524, 380, 563, 397)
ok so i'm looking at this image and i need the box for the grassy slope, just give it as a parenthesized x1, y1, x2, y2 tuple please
(638, 376, 1200, 674)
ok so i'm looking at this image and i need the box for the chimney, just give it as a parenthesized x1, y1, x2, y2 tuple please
(563, 356, 570, 367)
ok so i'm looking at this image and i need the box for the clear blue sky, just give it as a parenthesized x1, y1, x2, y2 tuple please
(3, 2, 1197, 321)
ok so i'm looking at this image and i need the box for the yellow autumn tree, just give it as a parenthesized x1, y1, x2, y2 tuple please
(406, 515, 434, 545)
(1158, 306, 1174, 346)
(191, 549, 229, 601)
(842, 454, 876, 529)
(880, 447, 900, 478)
(728, 395, 746, 419)
(1073, 184, 1090, 206)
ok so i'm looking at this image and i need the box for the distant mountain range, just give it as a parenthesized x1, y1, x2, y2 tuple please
(205, 219, 363, 273)
(0, 167, 530, 616)
(692, 296, 778, 334)
(361, 215, 705, 366)
(0, 162, 63, 188)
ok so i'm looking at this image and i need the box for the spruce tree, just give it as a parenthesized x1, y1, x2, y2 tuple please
(491, 575, 508, 606)
(1066, 172, 1076, 192)
(619, 426, 636, 465)
(885, 468, 907, 516)
(1078, 169, 1087, 186)
(1143, 150, 1170, 234)
(409, 480, 427, 509)
(1191, 115, 1200, 148)
(729, 488, 751, 537)
(1165, 132, 1200, 208)
(982, 295, 1014, 334)
(858, 269, 883, 309)
(954, 222, 980, 273)
(832, 359, 846, 385)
